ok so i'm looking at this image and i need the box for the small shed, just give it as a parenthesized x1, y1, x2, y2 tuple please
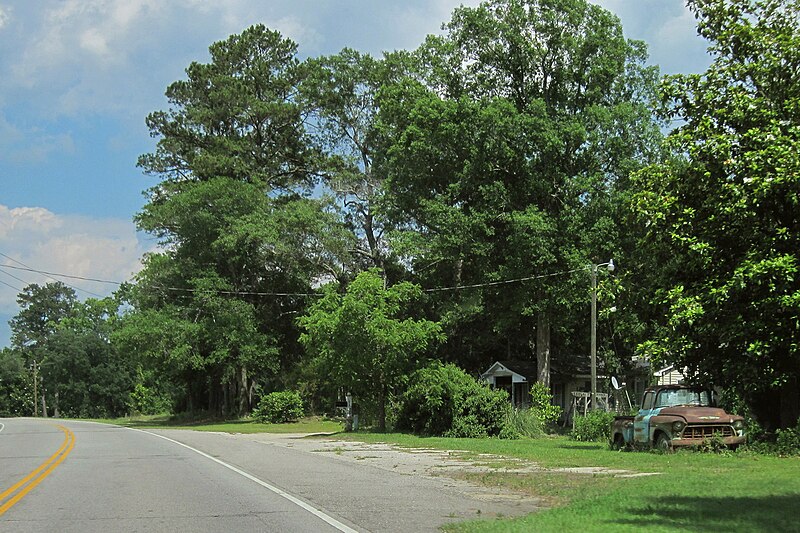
(482, 356, 608, 415)
(653, 364, 687, 386)
(481, 360, 537, 408)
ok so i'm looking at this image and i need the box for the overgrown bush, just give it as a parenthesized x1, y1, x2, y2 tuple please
(252, 391, 304, 423)
(505, 408, 545, 438)
(571, 409, 616, 442)
(529, 382, 562, 429)
(397, 362, 513, 438)
(776, 422, 800, 456)
(503, 384, 563, 438)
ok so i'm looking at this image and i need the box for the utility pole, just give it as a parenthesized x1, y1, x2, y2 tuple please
(590, 259, 615, 411)
(591, 264, 597, 410)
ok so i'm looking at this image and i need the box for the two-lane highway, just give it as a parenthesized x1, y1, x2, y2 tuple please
(0, 418, 356, 532)
(1, 418, 538, 532)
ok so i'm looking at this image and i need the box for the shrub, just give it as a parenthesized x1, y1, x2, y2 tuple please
(776, 422, 800, 456)
(252, 391, 304, 423)
(571, 409, 616, 442)
(529, 382, 562, 429)
(505, 408, 545, 438)
(397, 362, 513, 438)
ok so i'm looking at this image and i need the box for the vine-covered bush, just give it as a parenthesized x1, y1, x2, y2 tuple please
(529, 382, 562, 428)
(775, 421, 800, 456)
(571, 409, 616, 442)
(397, 362, 514, 438)
(504, 384, 563, 438)
(252, 391, 304, 423)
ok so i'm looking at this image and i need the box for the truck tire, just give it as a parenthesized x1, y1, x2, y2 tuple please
(655, 433, 672, 453)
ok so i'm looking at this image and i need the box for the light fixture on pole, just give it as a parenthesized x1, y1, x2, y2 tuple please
(591, 259, 614, 410)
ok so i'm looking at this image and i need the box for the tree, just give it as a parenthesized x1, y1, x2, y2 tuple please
(634, 0, 800, 430)
(138, 24, 310, 190)
(298, 270, 444, 430)
(378, 0, 661, 377)
(0, 348, 33, 416)
(10, 282, 77, 354)
(132, 25, 357, 415)
(301, 49, 389, 274)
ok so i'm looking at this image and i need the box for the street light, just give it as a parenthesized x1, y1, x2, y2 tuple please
(591, 259, 615, 410)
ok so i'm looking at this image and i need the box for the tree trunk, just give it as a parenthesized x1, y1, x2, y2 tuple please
(750, 378, 800, 432)
(377, 384, 387, 432)
(780, 376, 800, 429)
(536, 311, 551, 388)
(238, 366, 248, 417)
(222, 381, 229, 417)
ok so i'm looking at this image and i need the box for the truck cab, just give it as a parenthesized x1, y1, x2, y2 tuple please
(611, 385, 746, 451)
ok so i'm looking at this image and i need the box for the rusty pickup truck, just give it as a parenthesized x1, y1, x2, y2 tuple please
(611, 385, 746, 451)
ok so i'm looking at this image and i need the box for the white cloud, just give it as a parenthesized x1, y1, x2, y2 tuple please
(0, 5, 9, 30)
(0, 203, 150, 316)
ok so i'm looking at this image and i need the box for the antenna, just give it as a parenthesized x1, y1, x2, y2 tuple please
(611, 376, 632, 411)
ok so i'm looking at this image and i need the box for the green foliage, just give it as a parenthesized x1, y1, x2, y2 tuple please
(7, 286, 134, 418)
(692, 432, 732, 455)
(529, 382, 562, 428)
(396, 362, 514, 438)
(775, 421, 800, 457)
(571, 410, 616, 442)
(504, 408, 544, 439)
(379, 0, 663, 374)
(127, 367, 173, 415)
(0, 348, 33, 416)
(252, 391, 305, 423)
(10, 282, 77, 351)
(299, 270, 444, 431)
(502, 383, 562, 438)
(632, 0, 800, 430)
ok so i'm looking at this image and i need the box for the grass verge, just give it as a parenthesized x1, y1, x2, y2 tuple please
(87, 414, 343, 434)
(336, 432, 800, 532)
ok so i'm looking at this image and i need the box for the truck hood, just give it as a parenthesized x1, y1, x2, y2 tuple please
(657, 406, 740, 423)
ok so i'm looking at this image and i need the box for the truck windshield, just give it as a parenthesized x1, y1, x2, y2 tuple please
(655, 389, 712, 408)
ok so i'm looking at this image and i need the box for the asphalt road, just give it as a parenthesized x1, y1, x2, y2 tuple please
(0, 418, 535, 532)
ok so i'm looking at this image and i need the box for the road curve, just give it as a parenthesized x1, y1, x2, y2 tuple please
(0, 418, 355, 532)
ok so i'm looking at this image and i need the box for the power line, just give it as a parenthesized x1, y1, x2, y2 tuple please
(0, 255, 596, 299)
(0, 263, 120, 285)
(0, 253, 106, 298)
(0, 266, 30, 286)
(0, 278, 22, 292)
(423, 266, 589, 293)
(153, 286, 323, 298)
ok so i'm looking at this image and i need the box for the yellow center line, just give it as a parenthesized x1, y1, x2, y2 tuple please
(0, 424, 75, 517)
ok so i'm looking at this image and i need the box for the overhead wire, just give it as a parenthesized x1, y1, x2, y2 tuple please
(0, 278, 22, 292)
(0, 252, 105, 298)
(423, 266, 590, 293)
(0, 255, 594, 298)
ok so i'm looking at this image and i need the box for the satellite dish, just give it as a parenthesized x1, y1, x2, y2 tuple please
(611, 376, 622, 390)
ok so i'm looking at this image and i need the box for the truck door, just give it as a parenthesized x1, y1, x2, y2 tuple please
(634, 391, 655, 444)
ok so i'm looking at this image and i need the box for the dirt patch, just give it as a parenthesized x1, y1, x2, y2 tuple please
(225, 433, 655, 508)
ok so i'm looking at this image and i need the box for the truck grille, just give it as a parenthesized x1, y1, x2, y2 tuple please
(682, 425, 734, 439)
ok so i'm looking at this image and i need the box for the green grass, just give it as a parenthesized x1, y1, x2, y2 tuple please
(337, 432, 800, 532)
(87, 414, 343, 434)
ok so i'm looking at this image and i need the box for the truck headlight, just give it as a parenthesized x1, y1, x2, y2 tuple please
(672, 421, 686, 434)
(733, 420, 744, 430)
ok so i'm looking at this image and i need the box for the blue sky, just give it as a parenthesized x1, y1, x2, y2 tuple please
(0, 0, 712, 347)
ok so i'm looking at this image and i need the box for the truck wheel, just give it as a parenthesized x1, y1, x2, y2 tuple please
(611, 434, 625, 451)
(655, 433, 672, 453)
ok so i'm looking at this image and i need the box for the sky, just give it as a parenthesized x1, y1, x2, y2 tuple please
(0, 0, 713, 347)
